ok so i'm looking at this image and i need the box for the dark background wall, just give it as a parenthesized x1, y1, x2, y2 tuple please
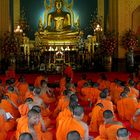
(20, 0, 97, 39)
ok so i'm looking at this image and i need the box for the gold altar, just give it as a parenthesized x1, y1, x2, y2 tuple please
(35, 0, 82, 71)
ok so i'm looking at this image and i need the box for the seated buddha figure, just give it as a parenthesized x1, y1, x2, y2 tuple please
(44, 0, 79, 35)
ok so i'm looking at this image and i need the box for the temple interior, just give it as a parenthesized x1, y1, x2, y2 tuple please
(0, 0, 140, 140)
(0, 0, 140, 73)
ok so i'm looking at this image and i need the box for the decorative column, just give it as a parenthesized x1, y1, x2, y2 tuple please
(0, 0, 10, 37)
(98, 0, 104, 29)
(0, 0, 10, 64)
(13, 0, 20, 29)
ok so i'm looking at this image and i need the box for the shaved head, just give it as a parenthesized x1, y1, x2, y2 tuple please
(73, 106, 84, 117)
(67, 131, 81, 140)
(117, 128, 129, 139)
(19, 132, 33, 140)
(28, 109, 39, 119)
(103, 110, 113, 119)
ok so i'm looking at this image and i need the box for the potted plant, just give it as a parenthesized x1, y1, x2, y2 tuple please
(121, 29, 138, 72)
(100, 31, 117, 71)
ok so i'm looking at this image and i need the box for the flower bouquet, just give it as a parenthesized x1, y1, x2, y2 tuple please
(121, 29, 138, 50)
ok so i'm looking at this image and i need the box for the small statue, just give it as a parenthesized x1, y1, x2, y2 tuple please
(38, 17, 44, 32)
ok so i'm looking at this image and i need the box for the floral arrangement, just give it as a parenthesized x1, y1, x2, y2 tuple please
(121, 29, 138, 50)
(100, 32, 117, 56)
(1, 32, 20, 57)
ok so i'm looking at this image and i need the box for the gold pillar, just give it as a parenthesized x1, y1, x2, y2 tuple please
(0, 0, 10, 62)
(0, 0, 10, 37)
(98, 0, 104, 29)
(108, 0, 118, 33)
(13, 0, 20, 29)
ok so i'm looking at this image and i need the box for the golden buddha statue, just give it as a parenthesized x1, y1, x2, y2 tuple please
(41, 0, 79, 36)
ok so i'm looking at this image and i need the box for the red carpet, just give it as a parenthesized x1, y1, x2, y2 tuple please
(1, 72, 140, 139)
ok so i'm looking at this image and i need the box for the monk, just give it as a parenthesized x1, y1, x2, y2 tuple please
(16, 109, 41, 140)
(56, 98, 78, 126)
(19, 132, 33, 140)
(18, 98, 34, 117)
(95, 110, 123, 140)
(53, 90, 71, 117)
(89, 103, 104, 133)
(96, 91, 114, 114)
(24, 84, 34, 100)
(91, 83, 101, 104)
(32, 87, 46, 108)
(6, 86, 19, 107)
(97, 73, 110, 91)
(0, 108, 8, 140)
(17, 76, 28, 103)
(117, 128, 130, 140)
(34, 73, 48, 87)
(0, 95, 19, 119)
(117, 92, 138, 121)
(31, 106, 53, 140)
(63, 63, 74, 81)
(32, 105, 52, 130)
(128, 80, 139, 99)
(80, 82, 95, 104)
(111, 80, 124, 105)
(131, 102, 140, 131)
(56, 105, 89, 140)
(59, 74, 67, 95)
(77, 73, 87, 93)
(67, 130, 81, 140)
(40, 80, 55, 104)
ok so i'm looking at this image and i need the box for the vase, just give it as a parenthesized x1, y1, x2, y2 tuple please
(126, 49, 134, 72)
(104, 56, 112, 72)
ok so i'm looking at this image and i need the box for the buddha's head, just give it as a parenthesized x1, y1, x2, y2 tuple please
(55, 0, 63, 10)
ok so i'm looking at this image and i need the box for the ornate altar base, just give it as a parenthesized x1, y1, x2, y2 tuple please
(35, 32, 82, 73)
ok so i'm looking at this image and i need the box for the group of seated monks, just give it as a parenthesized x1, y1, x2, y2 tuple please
(0, 71, 140, 140)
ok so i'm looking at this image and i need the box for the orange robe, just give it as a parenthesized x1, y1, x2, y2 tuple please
(77, 79, 87, 93)
(0, 115, 7, 140)
(35, 122, 53, 140)
(95, 123, 123, 140)
(24, 91, 34, 100)
(89, 105, 104, 133)
(34, 75, 44, 87)
(56, 108, 72, 126)
(0, 100, 17, 131)
(40, 93, 55, 104)
(117, 97, 138, 121)
(96, 99, 114, 114)
(130, 103, 140, 131)
(112, 85, 124, 105)
(64, 66, 74, 80)
(81, 87, 97, 104)
(53, 96, 70, 118)
(6, 92, 19, 107)
(56, 117, 85, 140)
(97, 79, 110, 91)
(128, 87, 139, 99)
(0, 99, 19, 119)
(17, 82, 28, 102)
(16, 117, 42, 140)
(16, 115, 53, 140)
(59, 77, 66, 94)
(18, 103, 29, 117)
